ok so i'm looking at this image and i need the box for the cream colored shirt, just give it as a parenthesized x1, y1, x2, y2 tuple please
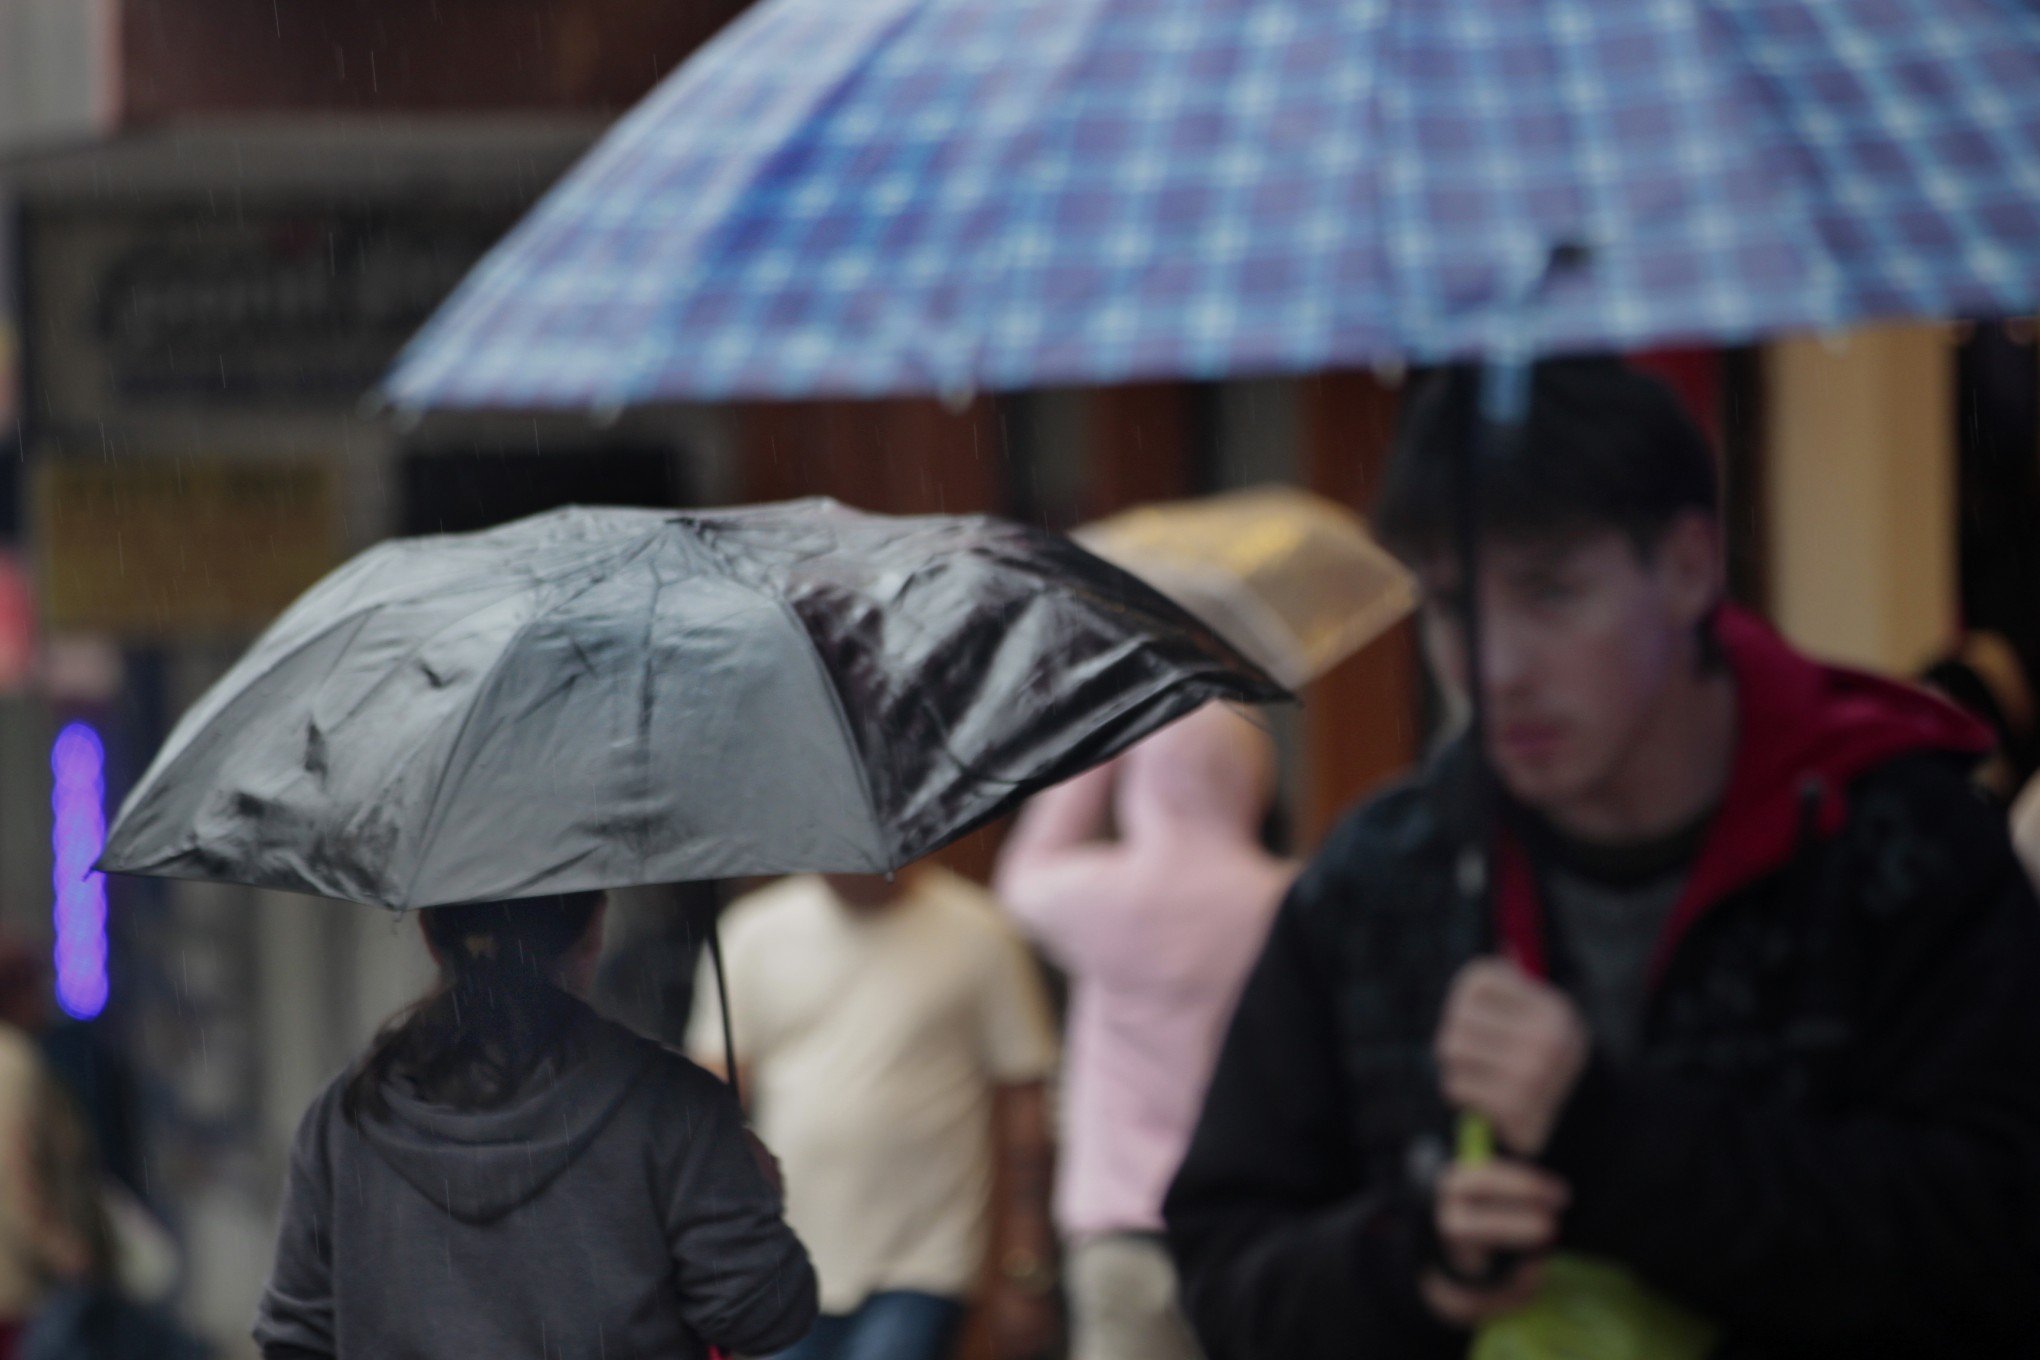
(0, 1024, 47, 1319)
(689, 870, 1056, 1312)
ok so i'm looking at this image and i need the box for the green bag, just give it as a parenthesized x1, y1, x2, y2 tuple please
(1470, 1253, 1719, 1360)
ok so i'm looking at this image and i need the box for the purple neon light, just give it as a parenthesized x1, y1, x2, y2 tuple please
(50, 722, 109, 1020)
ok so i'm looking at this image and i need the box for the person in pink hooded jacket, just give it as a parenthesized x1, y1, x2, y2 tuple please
(994, 702, 1297, 1360)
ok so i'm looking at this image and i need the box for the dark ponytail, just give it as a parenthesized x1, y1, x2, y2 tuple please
(343, 892, 603, 1123)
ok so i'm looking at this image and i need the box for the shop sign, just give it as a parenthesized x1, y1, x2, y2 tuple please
(36, 455, 339, 638)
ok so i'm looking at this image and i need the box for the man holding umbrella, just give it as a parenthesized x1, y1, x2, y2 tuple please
(1165, 358, 2040, 1358)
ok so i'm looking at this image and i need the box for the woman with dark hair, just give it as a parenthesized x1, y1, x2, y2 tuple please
(254, 894, 816, 1360)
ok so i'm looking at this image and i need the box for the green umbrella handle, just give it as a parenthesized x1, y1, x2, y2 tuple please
(1457, 1111, 1496, 1167)
(1451, 1111, 1530, 1289)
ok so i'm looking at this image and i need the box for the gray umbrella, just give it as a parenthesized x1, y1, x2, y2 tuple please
(100, 499, 1283, 910)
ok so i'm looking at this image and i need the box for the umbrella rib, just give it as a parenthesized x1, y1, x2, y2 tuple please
(630, 562, 668, 879)
(158, 541, 584, 797)
(398, 531, 667, 907)
(678, 511, 892, 871)
(117, 542, 425, 794)
(757, 587, 893, 873)
(111, 603, 385, 836)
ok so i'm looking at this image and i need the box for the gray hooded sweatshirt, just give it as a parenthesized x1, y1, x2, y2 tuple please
(254, 1007, 817, 1359)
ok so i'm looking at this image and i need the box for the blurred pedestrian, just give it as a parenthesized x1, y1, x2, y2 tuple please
(995, 702, 1295, 1360)
(0, 1021, 77, 1360)
(690, 867, 1058, 1360)
(255, 894, 815, 1360)
(1918, 634, 2040, 890)
(0, 1015, 201, 1360)
(1919, 629, 2039, 798)
(1166, 357, 2040, 1358)
(0, 941, 141, 1207)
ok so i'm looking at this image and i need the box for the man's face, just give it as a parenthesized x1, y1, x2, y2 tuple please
(1415, 517, 1718, 816)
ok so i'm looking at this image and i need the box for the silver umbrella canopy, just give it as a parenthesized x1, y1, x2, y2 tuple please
(100, 499, 1284, 910)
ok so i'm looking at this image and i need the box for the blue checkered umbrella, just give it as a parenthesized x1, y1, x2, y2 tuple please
(385, 0, 2040, 410)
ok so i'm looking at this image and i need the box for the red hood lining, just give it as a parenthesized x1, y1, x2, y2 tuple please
(1493, 606, 1992, 985)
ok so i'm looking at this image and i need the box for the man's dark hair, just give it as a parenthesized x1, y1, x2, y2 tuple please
(1375, 356, 1719, 565)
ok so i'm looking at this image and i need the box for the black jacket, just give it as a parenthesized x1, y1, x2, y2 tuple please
(1165, 609, 2040, 1359)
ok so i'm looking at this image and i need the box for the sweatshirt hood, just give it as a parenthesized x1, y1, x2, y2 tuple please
(1118, 701, 1277, 841)
(355, 1007, 660, 1224)
(1496, 605, 1992, 979)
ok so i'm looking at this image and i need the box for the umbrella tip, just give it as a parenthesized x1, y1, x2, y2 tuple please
(1548, 239, 1593, 275)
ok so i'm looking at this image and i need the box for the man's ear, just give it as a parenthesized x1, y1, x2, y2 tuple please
(1659, 510, 1725, 628)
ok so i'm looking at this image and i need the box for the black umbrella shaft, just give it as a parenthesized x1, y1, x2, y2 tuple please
(1448, 358, 1533, 1283)
(708, 921, 742, 1108)
(1456, 359, 1533, 904)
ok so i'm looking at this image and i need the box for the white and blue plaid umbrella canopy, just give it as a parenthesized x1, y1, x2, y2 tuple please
(386, 0, 2040, 409)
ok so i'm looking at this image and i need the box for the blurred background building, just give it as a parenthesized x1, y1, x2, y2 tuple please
(1, 1, 2035, 1353)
